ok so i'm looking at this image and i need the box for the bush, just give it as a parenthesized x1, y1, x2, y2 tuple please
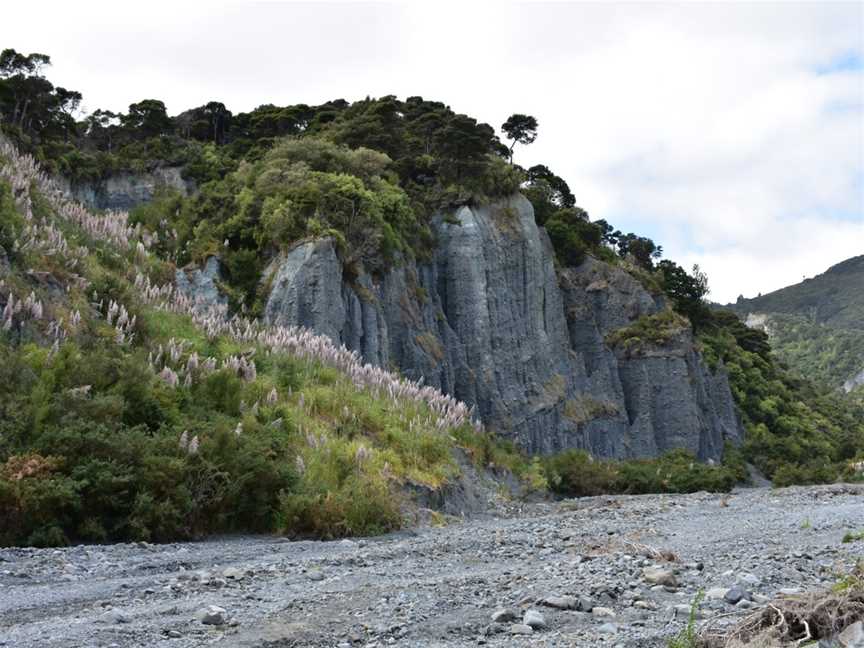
(606, 310, 691, 353)
(543, 448, 741, 498)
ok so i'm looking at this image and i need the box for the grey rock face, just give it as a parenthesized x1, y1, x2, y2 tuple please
(262, 195, 744, 460)
(843, 367, 864, 394)
(175, 257, 227, 312)
(60, 167, 192, 212)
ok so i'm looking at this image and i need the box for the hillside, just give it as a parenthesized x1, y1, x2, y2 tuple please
(728, 256, 864, 395)
(0, 134, 531, 546)
(1, 48, 863, 550)
(730, 255, 864, 330)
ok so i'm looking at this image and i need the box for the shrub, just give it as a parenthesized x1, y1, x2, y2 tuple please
(543, 448, 740, 498)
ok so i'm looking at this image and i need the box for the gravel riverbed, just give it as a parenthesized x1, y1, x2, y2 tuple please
(2, 484, 862, 648)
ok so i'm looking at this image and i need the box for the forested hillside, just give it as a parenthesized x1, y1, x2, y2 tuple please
(1, 48, 863, 548)
(728, 255, 864, 401)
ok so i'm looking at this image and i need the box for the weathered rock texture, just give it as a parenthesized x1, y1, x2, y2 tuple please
(262, 195, 743, 459)
(844, 368, 864, 394)
(59, 167, 192, 211)
(175, 257, 227, 312)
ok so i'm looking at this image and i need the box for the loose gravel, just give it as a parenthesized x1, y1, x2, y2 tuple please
(1, 484, 862, 647)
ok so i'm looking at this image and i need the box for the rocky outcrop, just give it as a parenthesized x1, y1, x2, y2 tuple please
(261, 195, 743, 460)
(176, 257, 227, 312)
(59, 167, 192, 211)
(844, 368, 864, 394)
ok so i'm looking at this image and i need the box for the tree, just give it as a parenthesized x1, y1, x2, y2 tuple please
(526, 164, 575, 208)
(617, 233, 662, 269)
(84, 109, 121, 151)
(176, 101, 232, 144)
(0, 49, 54, 131)
(501, 113, 538, 163)
(594, 219, 622, 248)
(659, 260, 710, 326)
(123, 99, 173, 138)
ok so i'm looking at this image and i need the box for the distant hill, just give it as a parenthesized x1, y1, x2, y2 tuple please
(727, 255, 864, 394)
(730, 255, 864, 330)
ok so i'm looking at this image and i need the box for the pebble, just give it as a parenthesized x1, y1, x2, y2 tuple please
(838, 620, 863, 647)
(540, 595, 578, 610)
(724, 587, 751, 605)
(197, 605, 228, 625)
(222, 567, 244, 579)
(706, 586, 729, 600)
(491, 608, 519, 623)
(642, 566, 678, 588)
(523, 609, 546, 630)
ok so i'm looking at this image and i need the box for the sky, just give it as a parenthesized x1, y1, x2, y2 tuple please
(2, 1, 862, 302)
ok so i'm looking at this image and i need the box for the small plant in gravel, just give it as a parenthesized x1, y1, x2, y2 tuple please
(667, 590, 704, 648)
(841, 530, 864, 544)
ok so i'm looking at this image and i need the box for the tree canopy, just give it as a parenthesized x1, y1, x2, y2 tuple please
(501, 113, 538, 163)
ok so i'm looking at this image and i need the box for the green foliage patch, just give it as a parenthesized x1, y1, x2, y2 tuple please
(543, 448, 745, 498)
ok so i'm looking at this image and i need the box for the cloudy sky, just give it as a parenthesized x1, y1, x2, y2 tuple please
(3, 1, 862, 302)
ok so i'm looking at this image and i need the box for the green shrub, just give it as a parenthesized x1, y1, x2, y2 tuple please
(606, 310, 691, 353)
(543, 448, 741, 498)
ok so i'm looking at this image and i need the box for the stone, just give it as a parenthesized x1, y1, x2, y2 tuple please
(598, 623, 619, 634)
(510, 624, 533, 635)
(483, 622, 507, 636)
(838, 620, 864, 647)
(642, 566, 678, 588)
(100, 608, 129, 624)
(738, 572, 761, 587)
(540, 595, 578, 610)
(491, 608, 519, 623)
(592, 607, 616, 618)
(198, 605, 228, 625)
(706, 587, 729, 600)
(724, 588, 750, 605)
(523, 609, 546, 630)
(222, 567, 244, 579)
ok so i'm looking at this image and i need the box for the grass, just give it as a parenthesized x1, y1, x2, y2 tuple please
(667, 590, 704, 648)
(841, 530, 864, 544)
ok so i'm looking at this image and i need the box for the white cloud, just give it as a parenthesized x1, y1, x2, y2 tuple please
(1, 1, 861, 302)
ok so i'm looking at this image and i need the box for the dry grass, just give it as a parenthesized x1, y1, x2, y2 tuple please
(699, 586, 864, 647)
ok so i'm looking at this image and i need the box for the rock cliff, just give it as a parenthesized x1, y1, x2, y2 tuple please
(260, 195, 743, 459)
(58, 167, 192, 211)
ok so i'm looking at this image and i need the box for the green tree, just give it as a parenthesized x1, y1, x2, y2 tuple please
(123, 100, 173, 139)
(658, 260, 710, 327)
(617, 233, 662, 269)
(501, 113, 538, 163)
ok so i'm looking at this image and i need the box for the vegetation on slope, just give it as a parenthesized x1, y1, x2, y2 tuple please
(729, 255, 864, 331)
(755, 313, 864, 395)
(2, 46, 863, 522)
(726, 255, 864, 399)
(0, 137, 527, 547)
(698, 313, 864, 485)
